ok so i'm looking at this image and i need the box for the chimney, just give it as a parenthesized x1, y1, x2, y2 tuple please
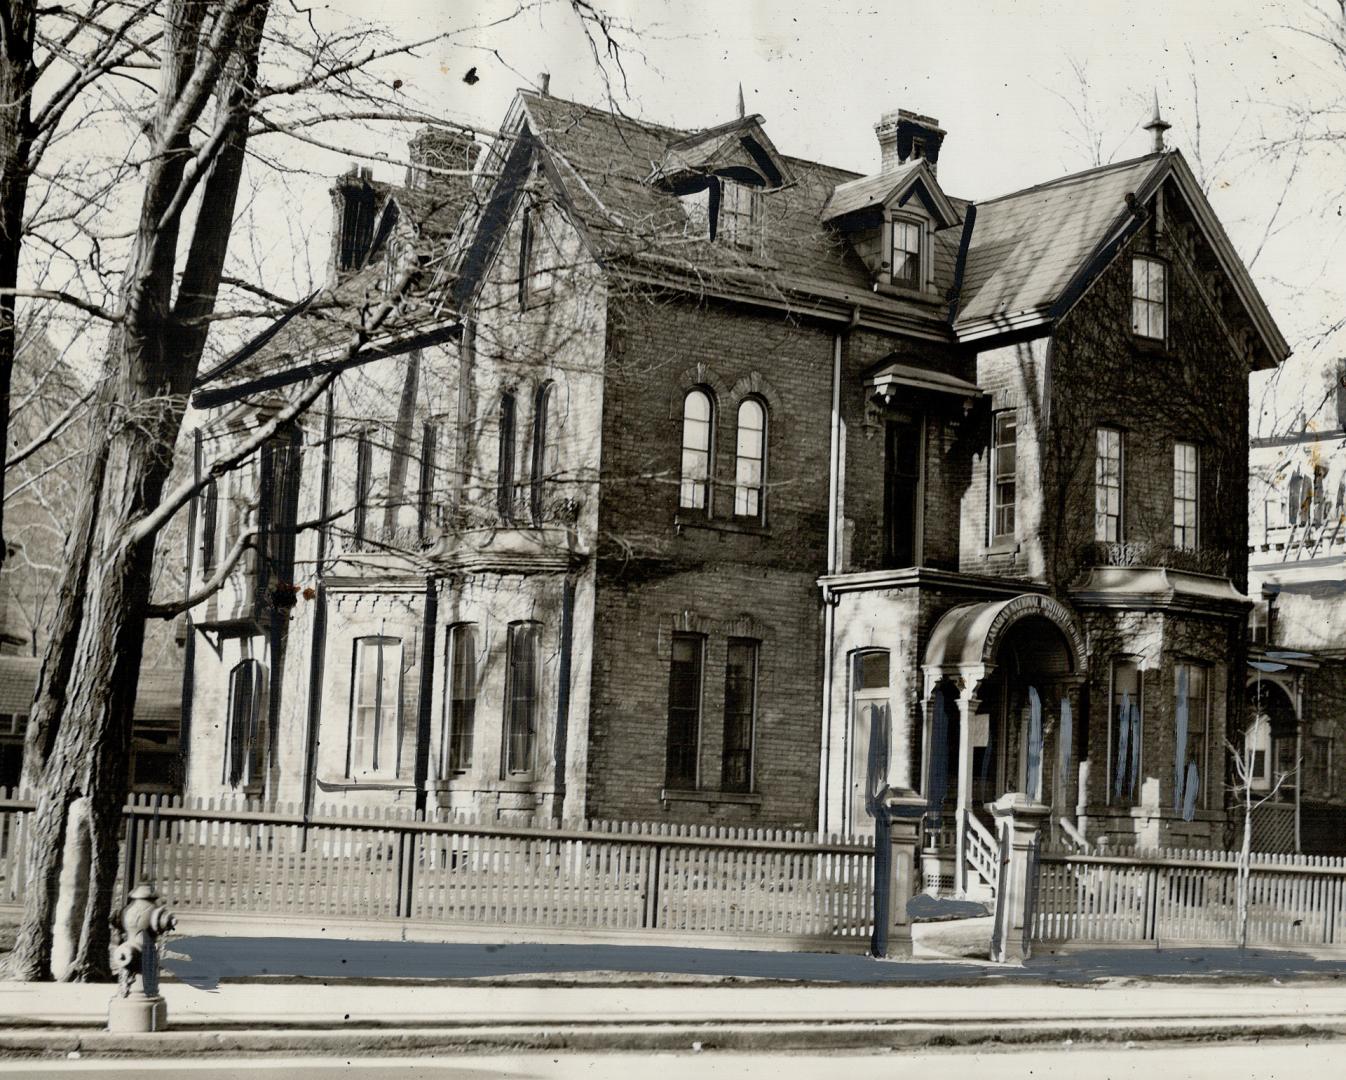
(405, 126, 482, 192)
(875, 109, 946, 174)
(330, 164, 379, 274)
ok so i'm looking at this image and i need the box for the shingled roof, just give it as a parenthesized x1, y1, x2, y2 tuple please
(0, 655, 181, 728)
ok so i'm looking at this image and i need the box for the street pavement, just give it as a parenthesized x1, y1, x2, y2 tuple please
(0, 1042, 1342, 1078)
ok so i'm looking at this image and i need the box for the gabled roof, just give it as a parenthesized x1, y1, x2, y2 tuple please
(821, 159, 960, 228)
(953, 150, 1289, 369)
(651, 114, 795, 190)
(0, 655, 181, 727)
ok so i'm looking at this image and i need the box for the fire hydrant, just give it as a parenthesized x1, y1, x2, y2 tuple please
(107, 883, 177, 1033)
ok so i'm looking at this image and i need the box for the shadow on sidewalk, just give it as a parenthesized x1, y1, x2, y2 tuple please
(162, 936, 1346, 991)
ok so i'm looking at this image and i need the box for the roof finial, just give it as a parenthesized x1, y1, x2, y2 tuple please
(1143, 90, 1171, 153)
(737, 82, 745, 119)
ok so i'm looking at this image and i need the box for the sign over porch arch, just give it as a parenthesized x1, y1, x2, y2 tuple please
(924, 592, 1086, 676)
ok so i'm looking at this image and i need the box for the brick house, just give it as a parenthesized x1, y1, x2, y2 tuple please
(181, 90, 1288, 892)
(1246, 364, 1346, 854)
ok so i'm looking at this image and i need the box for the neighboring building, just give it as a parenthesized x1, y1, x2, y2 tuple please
(181, 90, 1287, 896)
(1247, 366, 1346, 854)
(0, 655, 183, 795)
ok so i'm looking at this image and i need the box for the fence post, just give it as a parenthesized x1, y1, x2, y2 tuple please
(989, 793, 1049, 963)
(872, 792, 925, 959)
(122, 797, 140, 892)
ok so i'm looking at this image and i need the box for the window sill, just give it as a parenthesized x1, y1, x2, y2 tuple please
(661, 787, 763, 807)
(674, 514, 770, 538)
(317, 776, 416, 792)
(873, 281, 939, 304)
(1130, 335, 1169, 357)
(1085, 804, 1223, 823)
(984, 539, 1019, 556)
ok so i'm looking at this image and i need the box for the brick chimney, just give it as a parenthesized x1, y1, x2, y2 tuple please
(329, 164, 379, 274)
(404, 126, 481, 192)
(875, 109, 946, 174)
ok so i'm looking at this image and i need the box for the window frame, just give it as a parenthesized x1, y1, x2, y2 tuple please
(732, 396, 768, 521)
(665, 632, 705, 789)
(224, 659, 266, 791)
(352, 431, 372, 544)
(503, 621, 541, 779)
(679, 387, 715, 514)
(721, 638, 759, 793)
(1246, 713, 1273, 793)
(417, 421, 438, 544)
(443, 623, 478, 776)
(530, 381, 554, 526)
(1131, 255, 1167, 341)
(990, 409, 1018, 545)
(1107, 656, 1144, 807)
(888, 214, 924, 290)
(1173, 660, 1210, 813)
(347, 636, 404, 780)
(1095, 427, 1124, 543)
(1173, 441, 1200, 549)
(716, 178, 759, 250)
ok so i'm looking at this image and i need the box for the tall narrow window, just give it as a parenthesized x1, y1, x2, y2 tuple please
(1173, 442, 1199, 549)
(733, 398, 767, 519)
(679, 389, 713, 511)
(497, 391, 516, 520)
(353, 432, 372, 543)
(884, 416, 922, 567)
(1095, 427, 1123, 543)
(721, 639, 759, 792)
(1131, 256, 1166, 339)
(890, 219, 922, 287)
(200, 478, 219, 576)
(224, 660, 265, 789)
(349, 637, 403, 778)
(1245, 714, 1273, 792)
(417, 421, 438, 543)
(666, 633, 703, 788)
(518, 204, 535, 310)
(444, 623, 477, 774)
(991, 411, 1017, 543)
(1109, 658, 1142, 806)
(504, 622, 540, 776)
(1173, 661, 1208, 815)
(1287, 468, 1306, 527)
(530, 382, 554, 525)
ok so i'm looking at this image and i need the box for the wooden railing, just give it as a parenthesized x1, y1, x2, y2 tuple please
(0, 793, 875, 948)
(962, 809, 999, 898)
(1031, 844, 1346, 949)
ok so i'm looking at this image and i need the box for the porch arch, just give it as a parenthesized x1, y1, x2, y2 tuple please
(923, 593, 1085, 677)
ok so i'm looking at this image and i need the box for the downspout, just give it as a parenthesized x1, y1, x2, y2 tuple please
(552, 573, 576, 822)
(301, 391, 336, 819)
(413, 577, 438, 815)
(819, 304, 861, 835)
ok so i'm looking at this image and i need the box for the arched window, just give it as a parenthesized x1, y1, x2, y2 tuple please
(530, 381, 554, 525)
(679, 389, 713, 511)
(733, 398, 767, 519)
(224, 660, 265, 789)
(497, 391, 516, 520)
(349, 636, 403, 777)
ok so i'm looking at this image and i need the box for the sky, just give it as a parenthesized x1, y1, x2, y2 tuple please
(28, 1, 1335, 430)
(304, 0, 1345, 432)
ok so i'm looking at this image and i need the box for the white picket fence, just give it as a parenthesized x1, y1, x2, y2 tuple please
(0, 793, 876, 949)
(1031, 844, 1346, 949)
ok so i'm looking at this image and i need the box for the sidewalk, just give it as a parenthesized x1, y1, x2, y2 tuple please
(5, 935, 1346, 1056)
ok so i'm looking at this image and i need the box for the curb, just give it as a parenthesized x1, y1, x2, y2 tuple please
(1, 1016, 1345, 1057)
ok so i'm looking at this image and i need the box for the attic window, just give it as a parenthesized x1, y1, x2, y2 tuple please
(1131, 256, 1166, 340)
(679, 177, 762, 251)
(889, 217, 923, 289)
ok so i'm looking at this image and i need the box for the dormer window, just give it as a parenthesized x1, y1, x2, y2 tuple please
(890, 218, 923, 288)
(678, 176, 762, 251)
(718, 179, 758, 248)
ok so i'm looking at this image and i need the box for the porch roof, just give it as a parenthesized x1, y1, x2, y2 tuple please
(862, 358, 983, 402)
(923, 592, 1086, 674)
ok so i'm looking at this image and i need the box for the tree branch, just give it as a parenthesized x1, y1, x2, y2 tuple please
(144, 527, 255, 619)
(4, 384, 92, 471)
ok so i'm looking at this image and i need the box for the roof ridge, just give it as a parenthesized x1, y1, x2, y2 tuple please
(976, 151, 1166, 208)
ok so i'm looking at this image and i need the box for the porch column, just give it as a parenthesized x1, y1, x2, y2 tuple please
(953, 678, 981, 897)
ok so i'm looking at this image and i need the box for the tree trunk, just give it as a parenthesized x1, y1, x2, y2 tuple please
(0, 0, 38, 571)
(4, 0, 271, 981)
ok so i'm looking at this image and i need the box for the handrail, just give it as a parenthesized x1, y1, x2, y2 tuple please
(1057, 817, 1090, 851)
(963, 810, 998, 885)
